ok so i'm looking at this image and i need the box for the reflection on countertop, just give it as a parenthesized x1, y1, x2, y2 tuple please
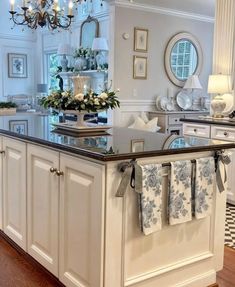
(0, 113, 235, 162)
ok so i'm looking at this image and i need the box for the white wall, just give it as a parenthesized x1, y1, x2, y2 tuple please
(112, 5, 214, 125)
(114, 6, 214, 101)
(0, 0, 36, 101)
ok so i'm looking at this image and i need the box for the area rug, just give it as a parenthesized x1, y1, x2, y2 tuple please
(225, 204, 235, 249)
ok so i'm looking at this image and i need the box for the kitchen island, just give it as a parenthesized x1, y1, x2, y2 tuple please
(0, 113, 234, 287)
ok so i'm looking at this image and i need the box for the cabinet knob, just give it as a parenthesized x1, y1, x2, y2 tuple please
(50, 167, 57, 173)
(193, 129, 197, 133)
(224, 132, 229, 137)
(56, 170, 64, 177)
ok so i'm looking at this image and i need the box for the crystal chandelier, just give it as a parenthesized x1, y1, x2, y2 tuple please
(9, 0, 76, 30)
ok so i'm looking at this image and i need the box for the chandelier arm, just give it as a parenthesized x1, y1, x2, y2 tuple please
(10, 9, 29, 26)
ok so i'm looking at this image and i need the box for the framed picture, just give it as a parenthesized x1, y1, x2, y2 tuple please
(8, 53, 27, 78)
(134, 28, 148, 52)
(133, 56, 147, 79)
(9, 120, 28, 135)
(131, 139, 145, 153)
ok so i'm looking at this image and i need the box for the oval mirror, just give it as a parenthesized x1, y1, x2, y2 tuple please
(165, 33, 203, 87)
(80, 15, 99, 48)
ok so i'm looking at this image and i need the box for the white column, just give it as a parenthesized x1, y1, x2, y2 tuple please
(213, 0, 235, 111)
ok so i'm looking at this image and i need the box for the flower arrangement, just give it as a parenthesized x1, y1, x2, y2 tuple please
(40, 89, 120, 113)
(74, 47, 92, 58)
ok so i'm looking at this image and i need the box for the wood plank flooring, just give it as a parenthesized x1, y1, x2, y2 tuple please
(0, 232, 234, 287)
(0, 235, 62, 287)
(217, 247, 235, 287)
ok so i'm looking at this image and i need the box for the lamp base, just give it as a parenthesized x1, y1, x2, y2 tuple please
(211, 95, 226, 118)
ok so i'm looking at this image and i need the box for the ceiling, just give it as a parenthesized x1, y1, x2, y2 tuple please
(127, 0, 215, 17)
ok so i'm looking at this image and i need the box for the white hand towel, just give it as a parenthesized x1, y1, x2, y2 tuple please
(139, 164, 163, 235)
(169, 160, 192, 225)
(195, 157, 215, 219)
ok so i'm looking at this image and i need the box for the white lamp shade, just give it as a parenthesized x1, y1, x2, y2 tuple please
(183, 75, 203, 90)
(92, 37, 109, 51)
(208, 74, 232, 94)
(57, 43, 72, 55)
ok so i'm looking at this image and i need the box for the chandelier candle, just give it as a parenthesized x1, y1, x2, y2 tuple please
(9, 0, 74, 30)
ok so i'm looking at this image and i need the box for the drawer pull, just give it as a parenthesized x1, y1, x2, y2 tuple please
(175, 119, 178, 122)
(56, 170, 64, 177)
(50, 167, 57, 173)
(224, 132, 229, 137)
(193, 129, 197, 133)
(0, 151, 5, 154)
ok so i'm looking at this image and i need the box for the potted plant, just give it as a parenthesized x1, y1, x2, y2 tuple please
(0, 102, 17, 115)
(73, 47, 91, 71)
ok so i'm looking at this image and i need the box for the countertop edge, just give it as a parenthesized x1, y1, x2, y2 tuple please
(1, 129, 235, 162)
(180, 118, 235, 126)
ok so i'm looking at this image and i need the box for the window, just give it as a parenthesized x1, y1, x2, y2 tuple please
(45, 52, 59, 91)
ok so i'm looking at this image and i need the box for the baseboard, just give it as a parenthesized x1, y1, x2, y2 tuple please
(0, 230, 65, 287)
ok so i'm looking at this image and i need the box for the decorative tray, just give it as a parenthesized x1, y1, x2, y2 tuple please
(52, 122, 112, 133)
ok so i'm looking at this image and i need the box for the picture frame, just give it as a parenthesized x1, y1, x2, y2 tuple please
(8, 53, 27, 78)
(133, 56, 147, 79)
(9, 120, 28, 135)
(131, 139, 145, 153)
(134, 27, 148, 52)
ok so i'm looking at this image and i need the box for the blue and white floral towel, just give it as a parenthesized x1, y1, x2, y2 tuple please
(139, 164, 163, 235)
(169, 160, 192, 225)
(195, 157, 215, 219)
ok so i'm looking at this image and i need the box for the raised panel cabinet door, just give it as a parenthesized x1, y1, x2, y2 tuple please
(59, 154, 105, 287)
(3, 137, 27, 250)
(27, 144, 59, 276)
(0, 137, 3, 230)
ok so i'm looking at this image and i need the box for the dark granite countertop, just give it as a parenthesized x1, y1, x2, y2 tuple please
(0, 113, 235, 162)
(181, 117, 235, 126)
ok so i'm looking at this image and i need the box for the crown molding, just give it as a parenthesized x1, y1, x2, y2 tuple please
(0, 32, 37, 42)
(114, 0, 214, 23)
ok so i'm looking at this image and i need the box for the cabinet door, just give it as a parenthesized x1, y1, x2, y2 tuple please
(59, 154, 105, 287)
(0, 137, 2, 230)
(27, 144, 59, 276)
(3, 137, 26, 250)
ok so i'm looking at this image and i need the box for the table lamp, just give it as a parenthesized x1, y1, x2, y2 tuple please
(183, 75, 203, 110)
(92, 37, 109, 69)
(208, 74, 232, 118)
(57, 44, 72, 72)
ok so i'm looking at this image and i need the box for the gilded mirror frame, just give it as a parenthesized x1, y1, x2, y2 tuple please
(80, 15, 99, 48)
(164, 32, 203, 87)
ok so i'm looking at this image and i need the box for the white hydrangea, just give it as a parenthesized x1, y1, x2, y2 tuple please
(74, 93, 84, 101)
(98, 92, 108, 100)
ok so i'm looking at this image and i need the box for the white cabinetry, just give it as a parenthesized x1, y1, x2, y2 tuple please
(27, 144, 59, 276)
(3, 137, 27, 250)
(59, 154, 104, 287)
(183, 122, 235, 204)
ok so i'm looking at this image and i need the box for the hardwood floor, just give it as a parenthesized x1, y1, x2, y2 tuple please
(0, 232, 234, 287)
(217, 247, 235, 287)
(0, 234, 62, 287)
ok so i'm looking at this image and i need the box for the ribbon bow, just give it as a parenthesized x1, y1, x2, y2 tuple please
(116, 160, 142, 197)
(215, 150, 231, 193)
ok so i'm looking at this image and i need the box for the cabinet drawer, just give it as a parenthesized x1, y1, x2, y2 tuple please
(183, 123, 210, 138)
(168, 115, 184, 125)
(211, 126, 235, 142)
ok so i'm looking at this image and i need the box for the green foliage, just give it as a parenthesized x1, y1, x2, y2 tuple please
(40, 89, 120, 113)
(0, 102, 17, 109)
(74, 47, 93, 58)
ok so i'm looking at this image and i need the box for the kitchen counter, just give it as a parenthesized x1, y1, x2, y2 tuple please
(0, 112, 231, 287)
(0, 114, 234, 162)
(181, 116, 235, 126)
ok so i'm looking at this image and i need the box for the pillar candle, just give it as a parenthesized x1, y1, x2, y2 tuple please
(10, 0, 15, 11)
